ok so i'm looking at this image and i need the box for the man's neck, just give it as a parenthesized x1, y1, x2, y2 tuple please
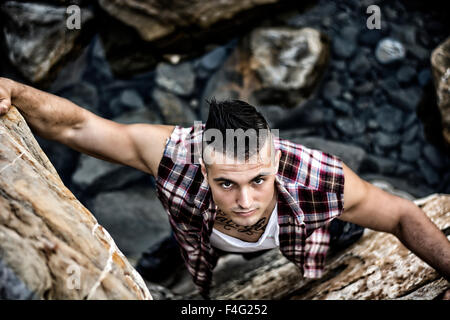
(213, 191, 278, 243)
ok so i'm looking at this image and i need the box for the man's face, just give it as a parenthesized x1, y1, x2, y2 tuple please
(201, 139, 281, 227)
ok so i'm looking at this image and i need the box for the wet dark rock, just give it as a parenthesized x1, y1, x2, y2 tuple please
(386, 86, 422, 111)
(373, 131, 401, 149)
(375, 105, 404, 133)
(152, 88, 197, 126)
(422, 144, 446, 169)
(417, 159, 440, 186)
(335, 117, 366, 136)
(349, 53, 371, 75)
(396, 65, 417, 84)
(322, 81, 342, 101)
(400, 142, 421, 163)
(417, 69, 431, 87)
(332, 36, 356, 59)
(358, 29, 384, 47)
(402, 124, 420, 143)
(331, 99, 352, 115)
(199, 47, 228, 71)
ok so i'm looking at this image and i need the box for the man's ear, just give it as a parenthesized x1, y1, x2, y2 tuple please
(272, 149, 281, 175)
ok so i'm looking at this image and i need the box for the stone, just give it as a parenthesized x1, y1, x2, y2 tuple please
(430, 37, 450, 147)
(202, 27, 329, 110)
(387, 86, 422, 111)
(335, 118, 366, 136)
(0, 107, 151, 299)
(322, 81, 342, 101)
(152, 88, 197, 126)
(331, 100, 352, 115)
(373, 131, 400, 149)
(98, 0, 283, 43)
(155, 62, 196, 96)
(199, 46, 228, 71)
(375, 38, 406, 64)
(402, 124, 420, 143)
(375, 105, 404, 133)
(332, 36, 356, 59)
(358, 29, 384, 47)
(1, 2, 94, 84)
(400, 142, 421, 163)
(422, 144, 446, 169)
(87, 185, 172, 261)
(349, 53, 371, 75)
(396, 65, 417, 84)
(418, 69, 432, 87)
(418, 159, 440, 186)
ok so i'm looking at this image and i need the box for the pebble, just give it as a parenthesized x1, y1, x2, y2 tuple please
(375, 38, 406, 64)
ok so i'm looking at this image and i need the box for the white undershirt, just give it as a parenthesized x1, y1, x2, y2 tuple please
(210, 204, 279, 253)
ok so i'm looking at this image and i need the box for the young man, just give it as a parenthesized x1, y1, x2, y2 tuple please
(0, 77, 449, 299)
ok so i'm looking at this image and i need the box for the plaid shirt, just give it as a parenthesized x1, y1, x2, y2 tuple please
(156, 124, 345, 297)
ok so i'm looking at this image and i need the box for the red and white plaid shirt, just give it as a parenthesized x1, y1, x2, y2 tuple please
(156, 124, 345, 297)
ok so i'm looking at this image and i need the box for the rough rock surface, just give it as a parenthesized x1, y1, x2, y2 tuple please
(0, 2, 94, 84)
(431, 37, 450, 147)
(0, 107, 151, 299)
(98, 0, 281, 42)
(201, 194, 449, 300)
(201, 27, 328, 112)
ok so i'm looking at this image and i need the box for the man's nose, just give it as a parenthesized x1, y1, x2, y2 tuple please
(237, 187, 252, 209)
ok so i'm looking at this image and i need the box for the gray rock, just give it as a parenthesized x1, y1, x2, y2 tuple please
(402, 124, 419, 143)
(278, 133, 366, 172)
(349, 54, 371, 75)
(152, 88, 197, 126)
(400, 142, 421, 163)
(396, 65, 417, 84)
(422, 144, 446, 169)
(155, 62, 196, 96)
(417, 159, 440, 186)
(373, 131, 401, 149)
(333, 36, 356, 59)
(73, 155, 123, 188)
(88, 185, 172, 260)
(417, 69, 431, 87)
(1, 2, 94, 83)
(335, 117, 366, 136)
(360, 155, 397, 175)
(331, 100, 352, 114)
(322, 81, 342, 101)
(358, 29, 384, 47)
(387, 86, 422, 111)
(375, 38, 406, 64)
(0, 259, 39, 300)
(199, 46, 227, 71)
(375, 105, 404, 133)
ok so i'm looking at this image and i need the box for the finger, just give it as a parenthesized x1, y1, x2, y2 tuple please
(0, 98, 11, 114)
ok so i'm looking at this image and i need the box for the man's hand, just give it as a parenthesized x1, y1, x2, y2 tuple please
(0, 77, 14, 115)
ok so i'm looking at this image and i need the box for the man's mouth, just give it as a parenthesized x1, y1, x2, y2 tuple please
(233, 209, 257, 217)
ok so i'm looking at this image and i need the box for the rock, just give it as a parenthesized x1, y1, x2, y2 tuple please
(373, 131, 401, 149)
(335, 118, 366, 136)
(430, 37, 450, 147)
(402, 125, 419, 144)
(360, 155, 397, 175)
(152, 88, 197, 126)
(98, 0, 283, 43)
(202, 27, 329, 110)
(422, 144, 446, 169)
(1, 2, 94, 84)
(87, 185, 172, 261)
(418, 69, 432, 87)
(199, 46, 228, 71)
(387, 86, 423, 111)
(322, 81, 342, 101)
(0, 107, 151, 299)
(400, 142, 422, 163)
(155, 62, 196, 96)
(375, 38, 406, 64)
(349, 53, 371, 75)
(330, 100, 352, 115)
(332, 36, 356, 59)
(396, 65, 417, 84)
(358, 29, 384, 47)
(0, 258, 39, 300)
(57, 82, 99, 114)
(417, 159, 440, 186)
(277, 133, 366, 173)
(192, 194, 450, 299)
(375, 105, 404, 133)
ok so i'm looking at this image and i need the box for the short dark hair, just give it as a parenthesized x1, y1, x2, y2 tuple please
(202, 98, 272, 165)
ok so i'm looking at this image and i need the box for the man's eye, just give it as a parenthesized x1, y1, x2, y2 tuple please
(254, 178, 265, 185)
(221, 182, 233, 189)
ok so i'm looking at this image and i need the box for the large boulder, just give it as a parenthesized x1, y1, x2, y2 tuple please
(0, 1, 94, 84)
(98, 0, 281, 43)
(201, 27, 329, 115)
(0, 107, 151, 299)
(431, 37, 450, 148)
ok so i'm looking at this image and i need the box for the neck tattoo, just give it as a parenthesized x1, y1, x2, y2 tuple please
(215, 210, 268, 236)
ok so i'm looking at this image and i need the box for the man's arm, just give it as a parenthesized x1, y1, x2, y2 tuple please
(339, 162, 450, 281)
(0, 77, 174, 176)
